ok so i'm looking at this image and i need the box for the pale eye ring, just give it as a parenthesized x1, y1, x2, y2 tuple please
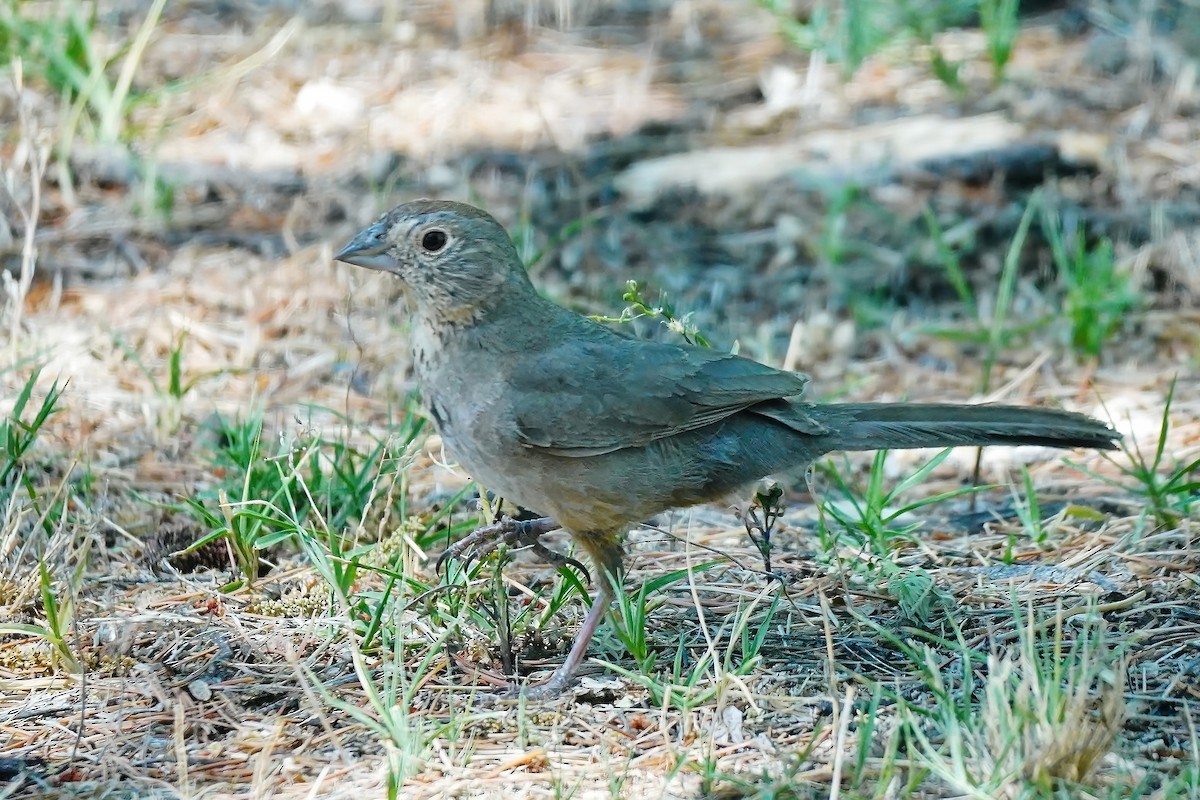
(421, 229, 448, 253)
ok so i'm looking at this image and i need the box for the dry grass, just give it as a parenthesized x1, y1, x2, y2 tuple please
(1, 1, 1199, 798)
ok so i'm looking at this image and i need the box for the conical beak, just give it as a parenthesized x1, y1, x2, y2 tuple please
(334, 221, 396, 271)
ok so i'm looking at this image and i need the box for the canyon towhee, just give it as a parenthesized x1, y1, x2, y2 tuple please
(336, 199, 1120, 699)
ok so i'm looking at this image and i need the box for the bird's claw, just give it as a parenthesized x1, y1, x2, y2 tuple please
(472, 674, 573, 705)
(436, 516, 586, 580)
(528, 541, 591, 584)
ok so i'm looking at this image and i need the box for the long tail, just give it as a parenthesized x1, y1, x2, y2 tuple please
(807, 403, 1121, 454)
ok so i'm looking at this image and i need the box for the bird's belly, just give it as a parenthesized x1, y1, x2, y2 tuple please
(433, 405, 805, 534)
(436, 424, 647, 531)
(442, 444, 685, 536)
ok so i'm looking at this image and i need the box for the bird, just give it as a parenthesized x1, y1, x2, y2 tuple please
(335, 199, 1121, 700)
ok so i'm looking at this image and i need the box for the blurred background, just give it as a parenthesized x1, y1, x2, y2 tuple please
(4, 1, 1197, 413)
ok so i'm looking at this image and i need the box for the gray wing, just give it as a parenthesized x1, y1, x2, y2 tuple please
(510, 337, 828, 457)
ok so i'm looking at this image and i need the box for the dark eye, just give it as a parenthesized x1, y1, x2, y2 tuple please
(421, 229, 448, 252)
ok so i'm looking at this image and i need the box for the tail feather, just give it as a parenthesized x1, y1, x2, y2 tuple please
(810, 403, 1120, 454)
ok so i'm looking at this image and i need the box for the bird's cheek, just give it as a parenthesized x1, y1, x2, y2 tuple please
(394, 266, 429, 292)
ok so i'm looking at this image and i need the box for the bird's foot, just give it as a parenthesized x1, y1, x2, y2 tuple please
(436, 516, 588, 581)
(475, 670, 576, 705)
(466, 583, 613, 706)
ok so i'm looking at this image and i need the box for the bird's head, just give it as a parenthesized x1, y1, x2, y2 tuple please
(335, 200, 534, 321)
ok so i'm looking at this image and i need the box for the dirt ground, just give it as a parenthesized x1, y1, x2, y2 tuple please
(1, 1, 1199, 798)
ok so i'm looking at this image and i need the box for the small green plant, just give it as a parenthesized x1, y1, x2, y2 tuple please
(512, 209, 599, 275)
(291, 482, 481, 657)
(180, 407, 501, 797)
(590, 280, 712, 348)
(179, 401, 432, 586)
(0, 558, 86, 673)
(601, 564, 768, 711)
(898, 602, 1125, 797)
(979, 195, 1042, 395)
(817, 182, 864, 268)
(1010, 466, 1051, 547)
(304, 555, 463, 795)
(114, 331, 228, 435)
(602, 564, 717, 677)
(180, 412, 291, 582)
(485, 550, 591, 675)
(136, 156, 178, 221)
(0, 0, 167, 149)
(0, 368, 62, 478)
(758, 0, 1012, 87)
(923, 195, 1051, 399)
(921, 205, 978, 316)
(756, 0, 898, 76)
(923, 195, 1053, 489)
(738, 483, 786, 575)
(820, 448, 983, 555)
(435, 486, 594, 674)
(288, 463, 501, 797)
(979, 0, 1020, 83)
(888, 565, 956, 629)
(0, 366, 66, 530)
(1042, 210, 1139, 362)
(819, 449, 986, 626)
(1071, 379, 1199, 529)
(1153, 765, 1200, 800)
(848, 686, 906, 792)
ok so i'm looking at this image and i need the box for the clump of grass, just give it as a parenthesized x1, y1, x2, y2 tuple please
(0, 560, 85, 673)
(293, 508, 483, 793)
(114, 330, 229, 437)
(601, 564, 772, 714)
(178, 400, 433, 587)
(925, 193, 1049, 398)
(1, 366, 62, 488)
(924, 196, 1142, 368)
(820, 447, 985, 557)
(1072, 378, 1198, 530)
(1010, 465, 1052, 547)
(1042, 209, 1140, 363)
(979, 0, 1020, 83)
(0, 0, 167, 158)
(756, 0, 1020, 88)
(176, 403, 491, 790)
(817, 448, 988, 628)
(899, 604, 1126, 797)
(591, 279, 712, 348)
(0, 367, 94, 675)
(0, 366, 66, 534)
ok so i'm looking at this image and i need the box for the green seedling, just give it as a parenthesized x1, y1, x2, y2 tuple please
(0, 558, 86, 673)
(1009, 465, 1050, 547)
(602, 564, 770, 712)
(821, 447, 984, 555)
(591, 280, 712, 348)
(114, 331, 228, 435)
(0, 366, 65, 533)
(898, 600, 1124, 797)
(979, 0, 1020, 83)
(1071, 378, 1199, 529)
(1042, 209, 1139, 362)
